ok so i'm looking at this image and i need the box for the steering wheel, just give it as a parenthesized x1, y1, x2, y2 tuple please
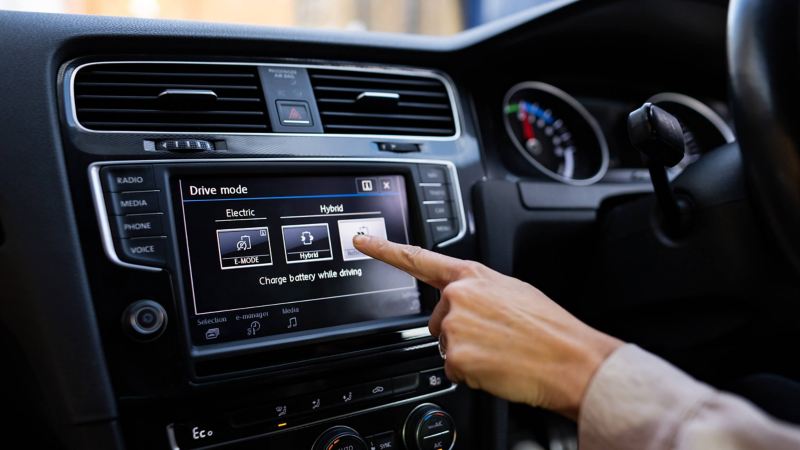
(728, 0, 800, 273)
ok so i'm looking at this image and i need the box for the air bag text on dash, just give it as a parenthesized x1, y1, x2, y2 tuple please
(259, 268, 363, 286)
(320, 204, 344, 214)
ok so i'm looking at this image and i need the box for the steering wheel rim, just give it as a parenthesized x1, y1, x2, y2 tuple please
(728, 0, 800, 273)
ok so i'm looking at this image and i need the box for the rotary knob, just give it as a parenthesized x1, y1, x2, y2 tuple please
(311, 426, 368, 450)
(402, 403, 456, 450)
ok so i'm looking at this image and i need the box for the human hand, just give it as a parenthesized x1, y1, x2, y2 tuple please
(353, 235, 623, 419)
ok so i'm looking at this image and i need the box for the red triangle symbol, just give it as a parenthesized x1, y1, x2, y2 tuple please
(288, 107, 303, 120)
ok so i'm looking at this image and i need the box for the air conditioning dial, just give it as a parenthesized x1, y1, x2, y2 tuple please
(402, 403, 456, 450)
(311, 426, 368, 450)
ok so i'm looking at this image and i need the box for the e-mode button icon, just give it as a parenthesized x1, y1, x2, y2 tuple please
(216, 227, 273, 270)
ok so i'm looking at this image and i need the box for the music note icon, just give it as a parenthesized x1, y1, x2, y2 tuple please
(287, 317, 298, 329)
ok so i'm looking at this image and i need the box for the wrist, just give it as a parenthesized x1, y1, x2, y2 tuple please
(560, 330, 624, 419)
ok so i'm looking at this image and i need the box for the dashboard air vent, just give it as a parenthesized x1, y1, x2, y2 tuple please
(74, 63, 269, 132)
(308, 69, 456, 137)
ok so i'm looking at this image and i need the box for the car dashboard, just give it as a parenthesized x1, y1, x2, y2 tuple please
(0, 1, 733, 449)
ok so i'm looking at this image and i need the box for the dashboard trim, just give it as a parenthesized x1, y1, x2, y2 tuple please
(88, 157, 468, 272)
(67, 60, 462, 141)
(166, 383, 458, 450)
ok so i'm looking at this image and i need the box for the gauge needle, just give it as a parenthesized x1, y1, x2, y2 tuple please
(521, 106, 536, 143)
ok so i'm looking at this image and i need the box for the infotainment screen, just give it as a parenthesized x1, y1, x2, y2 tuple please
(176, 174, 420, 346)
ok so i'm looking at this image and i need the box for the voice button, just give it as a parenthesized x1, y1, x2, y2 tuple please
(120, 236, 167, 266)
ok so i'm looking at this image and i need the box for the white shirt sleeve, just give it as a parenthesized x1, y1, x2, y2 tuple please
(578, 344, 800, 450)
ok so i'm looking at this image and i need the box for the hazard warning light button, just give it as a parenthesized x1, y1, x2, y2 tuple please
(276, 100, 313, 127)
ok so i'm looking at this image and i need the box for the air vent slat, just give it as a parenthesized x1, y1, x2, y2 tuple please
(321, 111, 452, 122)
(74, 63, 269, 133)
(82, 121, 269, 130)
(310, 73, 441, 87)
(309, 68, 456, 137)
(77, 82, 259, 91)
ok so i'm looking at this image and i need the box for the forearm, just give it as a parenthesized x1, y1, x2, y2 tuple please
(579, 345, 800, 450)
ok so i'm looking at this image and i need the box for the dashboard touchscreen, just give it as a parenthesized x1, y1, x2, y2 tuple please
(177, 174, 420, 346)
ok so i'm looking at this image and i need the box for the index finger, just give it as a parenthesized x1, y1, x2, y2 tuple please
(353, 235, 464, 289)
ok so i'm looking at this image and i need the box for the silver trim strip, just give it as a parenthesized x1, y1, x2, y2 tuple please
(69, 61, 461, 141)
(88, 157, 467, 272)
(165, 384, 457, 450)
(502, 81, 610, 186)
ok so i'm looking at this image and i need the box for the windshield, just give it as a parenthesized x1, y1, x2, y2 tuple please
(0, 0, 552, 35)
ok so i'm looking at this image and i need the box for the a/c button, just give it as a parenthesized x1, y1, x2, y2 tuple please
(120, 236, 167, 266)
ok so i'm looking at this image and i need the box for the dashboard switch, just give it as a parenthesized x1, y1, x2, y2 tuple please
(114, 213, 164, 238)
(422, 185, 449, 202)
(110, 191, 161, 215)
(425, 202, 452, 220)
(103, 165, 154, 192)
(366, 431, 397, 450)
(122, 300, 167, 340)
(119, 236, 167, 266)
(378, 142, 421, 153)
(429, 220, 457, 243)
(403, 404, 456, 450)
(312, 426, 368, 450)
(419, 166, 447, 183)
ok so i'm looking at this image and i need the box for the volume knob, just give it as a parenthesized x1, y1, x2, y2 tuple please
(402, 403, 456, 450)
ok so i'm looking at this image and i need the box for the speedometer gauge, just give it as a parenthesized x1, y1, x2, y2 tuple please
(503, 82, 609, 185)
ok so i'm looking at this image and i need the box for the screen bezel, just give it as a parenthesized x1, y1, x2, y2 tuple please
(161, 161, 438, 366)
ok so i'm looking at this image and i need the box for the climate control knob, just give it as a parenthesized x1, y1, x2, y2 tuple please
(312, 426, 368, 450)
(402, 403, 456, 450)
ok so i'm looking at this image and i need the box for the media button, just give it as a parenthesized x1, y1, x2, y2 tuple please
(110, 191, 161, 215)
(119, 236, 167, 266)
(113, 213, 164, 238)
(422, 185, 449, 202)
(216, 227, 273, 270)
(281, 223, 333, 264)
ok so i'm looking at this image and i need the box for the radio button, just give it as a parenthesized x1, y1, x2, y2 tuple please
(103, 165, 155, 192)
(110, 191, 161, 215)
(425, 202, 453, 220)
(119, 236, 167, 266)
(429, 220, 457, 243)
(422, 185, 450, 202)
(114, 213, 164, 238)
(419, 166, 447, 184)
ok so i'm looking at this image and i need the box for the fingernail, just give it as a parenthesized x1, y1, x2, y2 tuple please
(353, 234, 370, 245)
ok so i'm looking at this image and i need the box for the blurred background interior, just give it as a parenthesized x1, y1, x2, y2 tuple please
(0, 0, 554, 35)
